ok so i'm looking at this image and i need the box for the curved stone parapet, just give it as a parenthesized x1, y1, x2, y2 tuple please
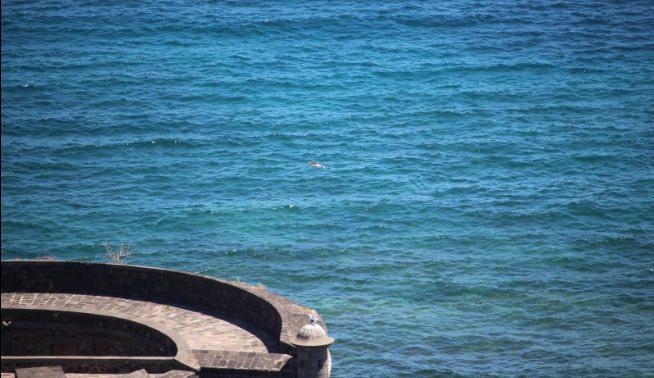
(2, 307, 179, 357)
(1, 260, 334, 377)
(1, 306, 198, 373)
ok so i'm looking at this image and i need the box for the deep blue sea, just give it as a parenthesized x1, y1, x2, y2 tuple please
(2, 0, 654, 376)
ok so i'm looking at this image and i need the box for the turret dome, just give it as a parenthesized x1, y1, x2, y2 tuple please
(294, 314, 334, 347)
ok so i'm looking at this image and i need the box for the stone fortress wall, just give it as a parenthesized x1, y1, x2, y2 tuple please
(1, 260, 334, 378)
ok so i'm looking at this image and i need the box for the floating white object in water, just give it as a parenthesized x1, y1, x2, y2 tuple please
(308, 160, 326, 168)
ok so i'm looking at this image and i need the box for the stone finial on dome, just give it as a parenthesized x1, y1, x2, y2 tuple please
(294, 313, 334, 347)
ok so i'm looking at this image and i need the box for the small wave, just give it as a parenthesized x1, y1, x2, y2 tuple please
(525, 1, 572, 11)
(406, 109, 468, 119)
(1, 220, 54, 233)
(568, 66, 607, 74)
(393, 14, 496, 29)
(171, 93, 249, 103)
(2, 83, 42, 93)
(50, 138, 202, 153)
(572, 154, 616, 162)
(372, 62, 554, 79)
(497, 210, 574, 222)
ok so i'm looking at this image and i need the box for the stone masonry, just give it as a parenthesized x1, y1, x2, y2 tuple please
(1, 261, 334, 378)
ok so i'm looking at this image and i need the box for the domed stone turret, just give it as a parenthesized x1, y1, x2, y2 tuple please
(295, 315, 334, 347)
(294, 313, 334, 378)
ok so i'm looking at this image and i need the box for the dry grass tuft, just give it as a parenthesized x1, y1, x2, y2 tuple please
(102, 242, 132, 264)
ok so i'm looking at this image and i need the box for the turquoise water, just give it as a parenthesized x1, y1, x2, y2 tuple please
(2, 0, 654, 376)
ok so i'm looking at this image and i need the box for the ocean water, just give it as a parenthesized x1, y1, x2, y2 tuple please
(2, 0, 654, 376)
